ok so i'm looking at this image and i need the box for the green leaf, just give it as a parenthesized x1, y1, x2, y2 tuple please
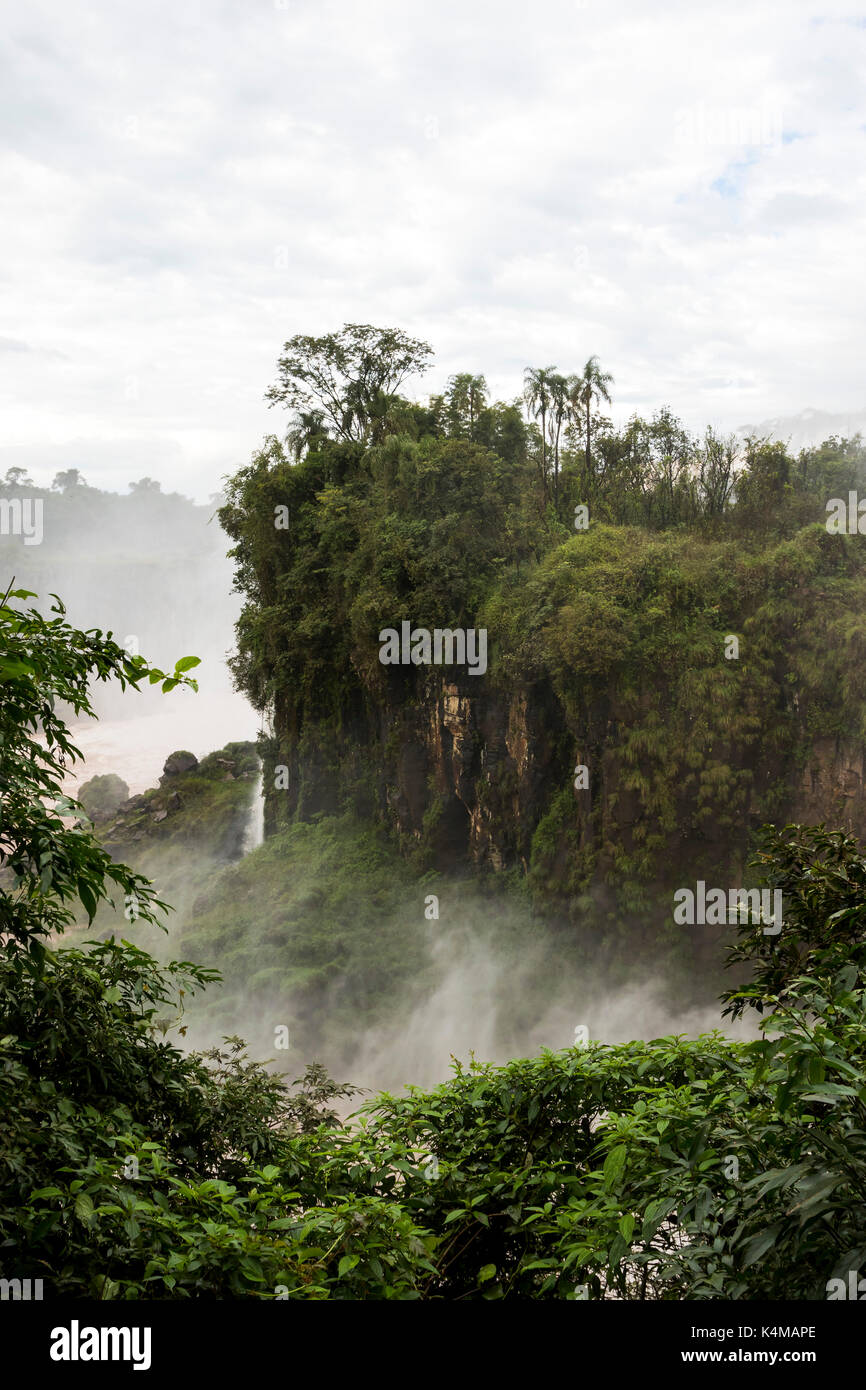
(742, 1222, 782, 1267)
(74, 1192, 95, 1225)
(337, 1254, 359, 1277)
(602, 1144, 627, 1191)
(77, 883, 97, 921)
(478, 1264, 496, 1283)
(800, 1083, 858, 1103)
(786, 1173, 844, 1217)
(0, 657, 35, 681)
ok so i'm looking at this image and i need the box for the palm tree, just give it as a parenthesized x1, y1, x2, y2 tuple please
(286, 409, 327, 462)
(548, 373, 570, 514)
(523, 366, 558, 501)
(570, 356, 614, 495)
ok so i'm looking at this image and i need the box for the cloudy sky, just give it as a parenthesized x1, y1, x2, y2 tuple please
(2, 0, 865, 500)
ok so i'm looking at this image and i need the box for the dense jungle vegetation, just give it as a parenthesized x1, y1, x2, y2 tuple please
(214, 326, 866, 957)
(222, 326, 866, 740)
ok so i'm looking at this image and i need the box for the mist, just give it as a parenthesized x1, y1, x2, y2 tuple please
(1, 480, 259, 794)
(172, 845, 757, 1103)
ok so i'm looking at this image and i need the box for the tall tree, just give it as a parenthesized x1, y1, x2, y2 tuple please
(547, 373, 570, 514)
(646, 408, 695, 526)
(445, 373, 488, 440)
(266, 324, 433, 446)
(2, 467, 33, 489)
(570, 356, 614, 496)
(523, 366, 558, 502)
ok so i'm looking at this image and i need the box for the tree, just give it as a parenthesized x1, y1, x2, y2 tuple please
(523, 366, 558, 502)
(0, 585, 200, 955)
(474, 399, 529, 468)
(547, 372, 570, 514)
(0, 584, 385, 1301)
(733, 436, 793, 532)
(445, 373, 487, 441)
(286, 409, 328, 463)
(2, 467, 33, 489)
(51, 469, 86, 492)
(570, 356, 614, 495)
(646, 407, 695, 525)
(697, 427, 738, 518)
(128, 477, 162, 494)
(266, 324, 433, 446)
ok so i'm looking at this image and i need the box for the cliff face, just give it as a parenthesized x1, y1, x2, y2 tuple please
(793, 738, 866, 835)
(265, 676, 563, 869)
(263, 671, 866, 924)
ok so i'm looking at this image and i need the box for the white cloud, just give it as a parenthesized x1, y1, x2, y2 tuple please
(2, 0, 865, 499)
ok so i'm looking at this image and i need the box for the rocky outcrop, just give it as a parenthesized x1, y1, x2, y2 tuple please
(161, 750, 199, 779)
(99, 742, 258, 863)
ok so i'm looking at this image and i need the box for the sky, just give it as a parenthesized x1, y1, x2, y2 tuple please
(2, 0, 865, 501)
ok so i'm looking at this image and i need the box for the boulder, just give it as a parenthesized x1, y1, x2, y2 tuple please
(162, 750, 199, 777)
(78, 773, 130, 823)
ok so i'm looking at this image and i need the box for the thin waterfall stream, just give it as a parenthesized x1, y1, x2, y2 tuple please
(240, 765, 265, 854)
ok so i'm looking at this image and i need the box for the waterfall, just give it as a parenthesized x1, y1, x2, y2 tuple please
(241, 767, 265, 854)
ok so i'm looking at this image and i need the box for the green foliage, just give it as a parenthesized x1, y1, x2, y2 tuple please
(220, 427, 546, 727)
(313, 825, 866, 1301)
(488, 521, 866, 917)
(0, 590, 431, 1300)
(0, 585, 198, 953)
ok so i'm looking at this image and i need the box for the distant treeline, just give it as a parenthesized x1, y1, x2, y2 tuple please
(0, 469, 222, 558)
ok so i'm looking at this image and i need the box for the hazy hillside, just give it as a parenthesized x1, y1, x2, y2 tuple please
(738, 406, 866, 453)
(0, 472, 257, 791)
